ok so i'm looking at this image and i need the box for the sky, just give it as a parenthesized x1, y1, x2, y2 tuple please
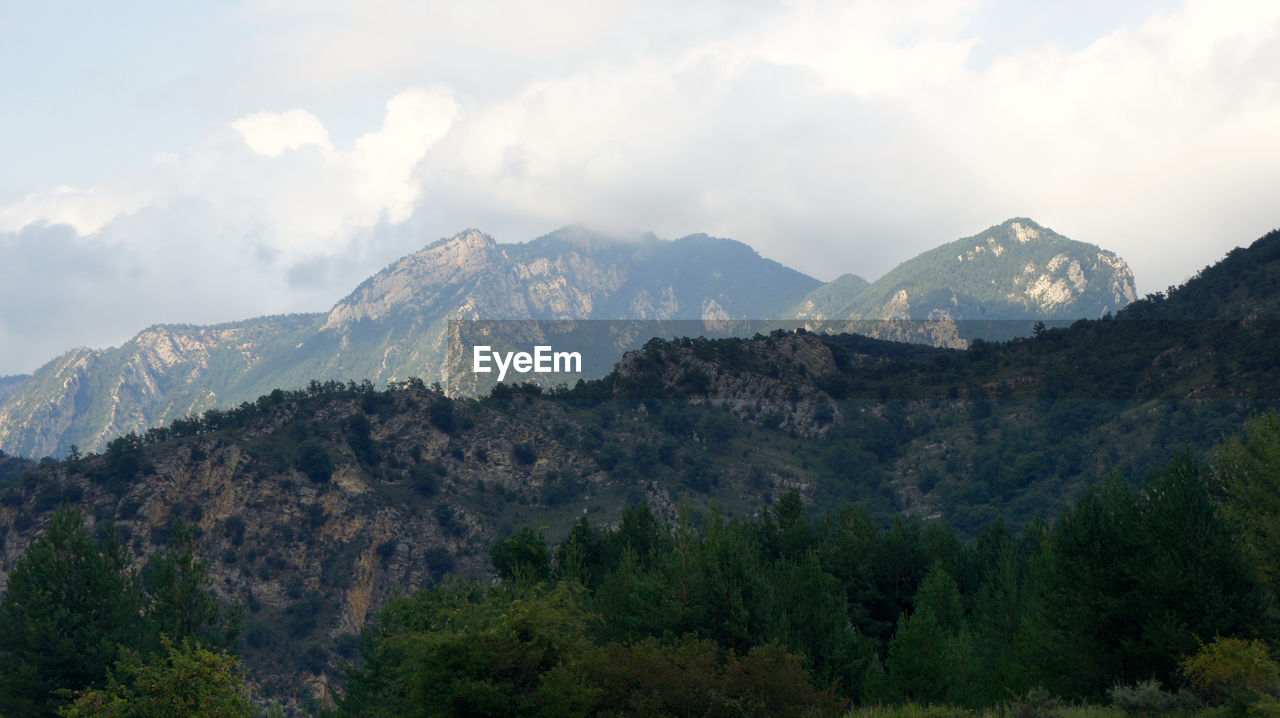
(1, 0, 1278, 376)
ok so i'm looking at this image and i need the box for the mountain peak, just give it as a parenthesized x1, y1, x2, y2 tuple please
(529, 224, 659, 252)
(446, 227, 498, 249)
(985, 217, 1052, 244)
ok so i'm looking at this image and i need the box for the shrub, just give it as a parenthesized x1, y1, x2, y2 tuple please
(295, 442, 334, 483)
(513, 443, 537, 466)
(1109, 679, 1179, 716)
(1011, 688, 1061, 718)
(1182, 637, 1280, 715)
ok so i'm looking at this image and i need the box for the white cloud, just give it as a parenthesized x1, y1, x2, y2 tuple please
(0, 184, 153, 236)
(2, 0, 1280, 375)
(232, 109, 334, 157)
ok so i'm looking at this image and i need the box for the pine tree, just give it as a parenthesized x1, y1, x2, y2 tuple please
(0, 507, 146, 717)
(142, 521, 242, 653)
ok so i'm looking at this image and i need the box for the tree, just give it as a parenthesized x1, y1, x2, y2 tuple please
(1215, 411, 1280, 614)
(0, 507, 146, 717)
(339, 583, 588, 718)
(553, 516, 603, 588)
(143, 521, 241, 653)
(883, 565, 977, 705)
(537, 636, 845, 718)
(58, 637, 255, 718)
(1182, 637, 1280, 716)
(490, 527, 551, 584)
(1025, 458, 1266, 697)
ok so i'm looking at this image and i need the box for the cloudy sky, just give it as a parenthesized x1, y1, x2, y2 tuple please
(1, 0, 1278, 375)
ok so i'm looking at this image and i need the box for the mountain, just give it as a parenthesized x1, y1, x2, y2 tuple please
(0, 227, 1275, 708)
(0, 220, 1131, 459)
(0, 227, 819, 459)
(0, 315, 321, 460)
(792, 218, 1137, 345)
(797, 218, 1136, 321)
(0, 375, 26, 404)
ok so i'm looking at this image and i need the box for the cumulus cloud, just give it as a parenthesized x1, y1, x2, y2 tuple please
(1, 0, 1278, 375)
(232, 109, 334, 157)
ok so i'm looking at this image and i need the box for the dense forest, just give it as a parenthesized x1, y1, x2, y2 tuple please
(341, 414, 1280, 716)
(4, 413, 1280, 716)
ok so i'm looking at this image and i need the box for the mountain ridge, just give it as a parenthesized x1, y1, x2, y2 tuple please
(0, 220, 1134, 458)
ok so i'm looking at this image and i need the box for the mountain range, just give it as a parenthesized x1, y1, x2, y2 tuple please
(0, 224, 1275, 708)
(0, 218, 1136, 458)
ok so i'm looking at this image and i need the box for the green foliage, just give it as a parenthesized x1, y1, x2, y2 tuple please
(294, 441, 334, 483)
(0, 509, 247, 716)
(89, 433, 151, 489)
(882, 565, 979, 706)
(344, 412, 380, 466)
(338, 582, 589, 718)
(538, 636, 846, 717)
(1215, 411, 1280, 615)
(0, 507, 146, 716)
(427, 397, 457, 434)
(490, 527, 551, 584)
(143, 521, 242, 653)
(554, 515, 603, 587)
(1182, 637, 1280, 716)
(1024, 457, 1268, 697)
(1108, 680, 1180, 717)
(511, 442, 537, 466)
(58, 638, 255, 717)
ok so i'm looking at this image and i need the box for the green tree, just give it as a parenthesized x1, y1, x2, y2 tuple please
(553, 515, 603, 588)
(143, 521, 242, 652)
(883, 564, 978, 705)
(762, 553, 877, 694)
(1182, 637, 1280, 716)
(537, 636, 845, 718)
(339, 582, 588, 718)
(1215, 411, 1280, 615)
(490, 527, 551, 584)
(0, 507, 146, 717)
(1025, 458, 1266, 697)
(58, 638, 255, 718)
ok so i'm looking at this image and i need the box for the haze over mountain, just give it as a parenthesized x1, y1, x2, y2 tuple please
(0, 219, 1134, 459)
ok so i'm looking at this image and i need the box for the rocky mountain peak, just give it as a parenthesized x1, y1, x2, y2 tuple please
(321, 229, 503, 331)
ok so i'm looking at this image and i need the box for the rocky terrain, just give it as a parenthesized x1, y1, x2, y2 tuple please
(0, 220, 1135, 459)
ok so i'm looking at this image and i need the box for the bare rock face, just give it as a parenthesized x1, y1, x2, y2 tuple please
(0, 348, 97, 458)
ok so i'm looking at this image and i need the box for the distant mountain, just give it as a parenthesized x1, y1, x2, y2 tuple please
(0, 227, 820, 458)
(0, 315, 320, 460)
(792, 219, 1137, 345)
(0, 376, 27, 405)
(0, 220, 1142, 458)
